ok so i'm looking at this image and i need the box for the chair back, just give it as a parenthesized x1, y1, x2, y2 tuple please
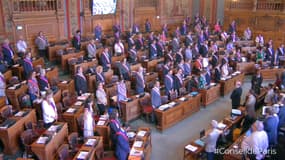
(57, 144, 70, 160)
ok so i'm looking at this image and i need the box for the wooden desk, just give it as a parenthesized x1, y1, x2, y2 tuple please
(144, 72, 158, 83)
(104, 69, 114, 84)
(119, 94, 144, 122)
(32, 57, 45, 68)
(0, 109, 36, 154)
(260, 68, 284, 80)
(63, 106, 84, 133)
(236, 62, 256, 74)
(128, 127, 152, 160)
(220, 73, 245, 96)
(31, 122, 68, 160)
(61, 51, 85, 71)
(141, 58, 164, 72)
(70, 59, 98, 76)
(3, 69, 12, 82)
(155, 94, 201, 131)
(130, 63, 142, 72)
(73, 136, 104, 160)
(45, 67, 59, 83)
(58, 80, 75, 94)
(95, 120, 111, 149)
(223, 134, 245, 160)
(48, 43, 69, 61)
(86, 74, 96, 93)
(6, 83, 28, 110)
(235, 40, 254, 47)
(199, 84, 221, 107)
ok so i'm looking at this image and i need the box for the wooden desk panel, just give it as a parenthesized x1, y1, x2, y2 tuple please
(45, 67, 59, 84)
(223, 133, 245, 160)
(236, 62, 256, 74)
(199, 84, 221, 107)
(104, 69, 114, 84)
(32, 57, 45, 68)
(6, 83, 28, 110)
(62, 107, 84, 133)
(70, 59, 98, 76)
(130, 63, 142, 72)
(119, 95, 142, 122)
(58, 80, 75, 95)
(3, 70, 12, 83)
(0, 109, 36, 154)
(260, 68, 284, 80)
(73, 136, 104, 160)
(86, 74, 96, 93)
(155, 94, 201, 131)
(95, 121, 111, 149)
(31, 122, 68, 160)
(48, 44, 69, 61)
(144, 72, 158, 83)
(220, 73, 245, 96)
(61, 51, 85, 71)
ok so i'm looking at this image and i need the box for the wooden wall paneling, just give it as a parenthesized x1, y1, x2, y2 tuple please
(0, 0, 5, 34)
(134, 7, 156, 32)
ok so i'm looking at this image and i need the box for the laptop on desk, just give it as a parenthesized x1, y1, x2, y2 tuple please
(194, 130, 206, 147)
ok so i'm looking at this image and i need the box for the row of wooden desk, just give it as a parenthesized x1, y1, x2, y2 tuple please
(220, 73, 245, 96)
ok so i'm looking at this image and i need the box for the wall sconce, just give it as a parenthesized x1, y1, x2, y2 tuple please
(16, 25, 23, 30)
(156, 16, 160, 19)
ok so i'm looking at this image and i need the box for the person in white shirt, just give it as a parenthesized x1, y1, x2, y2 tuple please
(241, 121, 269, 160)
(16, 35, 28, 57)
(204, 120, 222, 160)
(0, 72, 7, 104)
(83, 98, 95, 138)
(221, 61, 229, 77)
(221, 30, 229, 42)
(96, 82, 107, 115)
(264, 83, 274, 105)
(244, 27, 252, 40)
(87, 39, 96, 59)
(114, 39, 125, 56)
(42, 90, 57, 128)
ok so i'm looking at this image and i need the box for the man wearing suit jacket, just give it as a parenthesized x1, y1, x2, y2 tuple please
(183, 60, 191, 77)
(174, 68, 183, 95)
(135, 67, 145, 94)
(149, 39, 158, 59)
(277, 44, 285, 56)
(1, 39, 14, 66)
(214, 65, 221, 83)
(128, 45, 137, 64)
(199, 41, 209, 57)
(72, 30, 81, 51)
(265, 44, 274, 61)
(230, 81, 242, 109)
(175, 49, 184, 64)
(263, 107, 278, 147)
(132, 23, 140, 34)
(172, 37, 180, 53)
(74, 66, 87, 95)
(156, 38, 165, 57)
(127, 35, 135, 49)
(162, 61, 171, 76)
(192, 43, 200, 60)
(94, 23, 102, 40)
(38, 69, 50, 91)
(115, 128, 130, 160)
(145, 19, 151, 33)
(185, 31, 193, 47)
(204, 67, 211, 85)
(180, 21, 187, 35)
(210, 52, 219, 67)
(164, 69, 174, 97)
(23, 52, 33, 80)
(135, 33, 144, 50)
(151, 81, 162, 123)
(100, 47, 111, 72)
(95, 66, 105, 84)
(119, 59, 131, 80)
(87, 39, 96, 59)
(271, 50, 279, 66)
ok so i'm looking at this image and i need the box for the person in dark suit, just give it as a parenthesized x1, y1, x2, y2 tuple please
(115, 128, 130, 160)
(162, 23, 168, 37)
(210, 52, 219, 67)
(127, 35, 135, 49)
(151, 81, 161, 123)
(187, 76, 198, 92)
(164, 69, 174, 97)
(135, 33, 144, 50)
(271, 51, 279, 66)
(95, 66, 105, 84)
(109, 109, 121, 149)
(263, 107, 278, 147)
(230, 81, 242, 109)
(265, 44, 274, 62)
(185, 31, 193, 47)
(156, 37, 165, 57)
(1, 39, 14, 66)
(192, 43, 200, 60)
(72, 30, 81, 51)
(251, 70, 263, 95)
(277, 44, 285, 56)
(100, 47, 111, 72)
(22, 52, 33, 80)
(175, 49, 184, 65)
(145, 19, 151, 33)
(162, 61, 171, 76)
(173, 26, 181, 38)
(128, 45, 137, 64)
(183, 60, 191, 77)
(135, 67, 145, 94)
(228, 20, 236, 34)
(94, 23, 102, 40)
(199, 41, 209, 57)
(149, 39, 157, 59)
(119, 58, 131, 81)
(147, 32, 155, 44)
(174, 68, 183, 95)
(278, 106, 285, 130)
(180, 20, 187, 35)
(74, 66, 87, 95)
(204, 67, 211, 85)
(132, 23, 140, 34)
(171, 37, 180, 53)
(214, 65, 221, 83)
(38, 68, 50, 91)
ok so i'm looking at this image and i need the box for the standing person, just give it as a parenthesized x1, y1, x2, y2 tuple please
(22, 52, 33, 80)
(42, 90, 57, 128)
(95, 65, 106, 84)
(119, 58, 131, 81)
(117, 77, 127, 114)
(87, 39, 96, 59)
(145, 18, 151, 33)
(16, 35, 28, 57)
(174, 68, 183, 95)
(96, 82, 107, 115)
(151, 81, 162, 123)
(74, 66, 87, 95)
(114, 39, 125, 56)
(164, 69, 174, 98)
(94, 23, 102, 40)
(204, 120, 222, 160)
(135, 67, 145, 94)
(83, 98, 95, 138)
(35, 31, 49, 59)
(251, 69, 263, 95)
(242, 90, 257, 132)
(241, 121, 269, 160)
(27, 71, 40, 102)
(263, 107, 278, 147)
(2, 39, 14, 66)
(72, 30, 81, 51)
(115, 127, 130, 160)
(230, 81, 243, 109)
(0, 72, 7, 104)
(109, 109, 121, 149)
(264, 83, 274, 105)
(100, 47, 111, 72)
(38, 68, 50, 91)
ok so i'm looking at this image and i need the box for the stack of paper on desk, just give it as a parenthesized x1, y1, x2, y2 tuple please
(185, 144, 198, 152)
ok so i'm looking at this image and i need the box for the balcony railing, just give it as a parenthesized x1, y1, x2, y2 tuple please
(13, 0, 57, 12)
(256, 2, 284, 11)
(229, 1, 254, 10)
(228, 0, 285, 12)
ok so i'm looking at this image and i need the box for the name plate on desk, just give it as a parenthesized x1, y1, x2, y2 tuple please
(97, 120, 105, 126)
(84, 138, 97, 147)
(36, 136, 51, 144)
(130, 148, 143, 157)
(66, 108, 77, 113)
(47, 124, 62, 132)
(185, 144, 198, 152)
(0, 119, 16, 129)
(133, 141, 143, 148)
(77, 151, 89, 160)
(137, 130, 146, 137)
(14, 111, 28, 117)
